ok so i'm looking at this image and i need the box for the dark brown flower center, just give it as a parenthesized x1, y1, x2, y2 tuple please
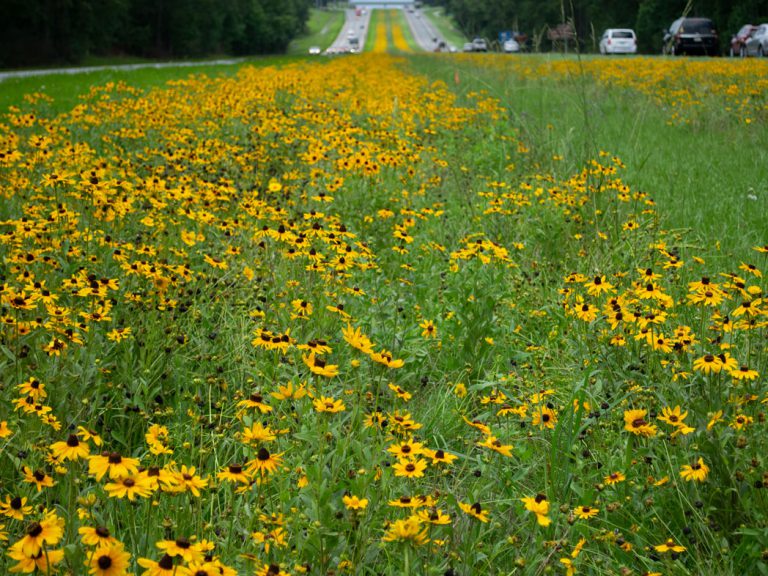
(97, 555, 112, 569)
(96, 526, 110, 537)
(257, 448, 270, 461)
(176, 537, 191, 549)
(66, 434, 80, 447)
(108, 452, 122, 464)
(27, 522, 43, 537)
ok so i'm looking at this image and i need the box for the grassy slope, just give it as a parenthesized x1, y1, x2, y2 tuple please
(410, 54, 768, 263)
(395, 9, 420, 53)
(365, 10, 383, 53)
(287, 8, 346, 56)
(0, 57, 292, 114)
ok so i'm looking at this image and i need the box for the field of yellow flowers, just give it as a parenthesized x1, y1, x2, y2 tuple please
(0, 52, 767, 575)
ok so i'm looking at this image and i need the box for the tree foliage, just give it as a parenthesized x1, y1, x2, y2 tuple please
(0, 0, 313, 67)
(437, 0, 768, 52)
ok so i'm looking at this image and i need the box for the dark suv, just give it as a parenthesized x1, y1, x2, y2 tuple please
(663, 17, 719, 56)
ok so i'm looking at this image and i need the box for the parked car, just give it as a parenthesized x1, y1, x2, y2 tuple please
(308, 46, 321, 55)
(663, 17, 719, 56)
(471, 37, 488, 52)
(503, 38, 520, 53)
(462, 42, 474, 52)
(744, 23, 768, 57)
(599, 28, 637, 55)
(730, 24, 756, 57)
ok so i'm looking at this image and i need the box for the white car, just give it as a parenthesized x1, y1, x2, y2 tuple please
(599, 29, 637, 55)
(503, 39, 520, 53)
(308, 46, 321, 55)
(744, 23, 768, 57)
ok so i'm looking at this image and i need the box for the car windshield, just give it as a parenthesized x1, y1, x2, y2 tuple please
(681, 20, 715, 34)
(612, 31, 634, 39)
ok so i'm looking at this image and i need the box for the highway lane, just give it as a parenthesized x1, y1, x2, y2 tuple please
(326, 9, 371, 54)
(403, 7, 448, 52)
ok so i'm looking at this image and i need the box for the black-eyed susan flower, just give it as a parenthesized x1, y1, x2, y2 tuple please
(604, 471, 626, 485)
(237, 392, 272, 414)
(136, 553, 182, 575)
(7, 541, 65, 574)
(0, 420, 12, 438)
(342, 323, 375, 354)
(342, 494, 369, 510)
(50, 433, 91, 461)
(654, 538, 686, 553)
(388, 383, 412, 401)
(85, 542, 131, 576)
(270, 381, 308, 401)
(21, 466, 55, 492)
(422, 448, 458, 465)
(217, 464, 251, 484)
(574, 505, 599, 520)
(393, 458, 428, 478)
(623, 409, 657, 437)
(477, 435, 514, 457)
(0, 495, 33, 520)
(156, 537, 205, 564)
(521, 494, 551, 526)
(88, 452, 141, 481)
(459, 501, 490, 522)
(730, 413, 753, 430)
(245, 448, 283, 477)
(731, 365, 759, 381)
(302, 352, 339, 377)
(240, 421, 277, 444)
(369, 348, 404, 369)
(387, 439, 425, 459)
(419, 319, 437, 338)
(313, 395, 345, 413)
(16, 511, 65, 556)
(417, 508, 451, 525)
(531, 405, 558, 430)
(79, 525, 118, 548)
(104, 473, 155, 500)
(679, 458, 709, 482)
(382, 516, 429, 545)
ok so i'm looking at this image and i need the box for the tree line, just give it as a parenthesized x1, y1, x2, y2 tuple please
(430, 0, 768, 53)
(1, 0, 313, 68)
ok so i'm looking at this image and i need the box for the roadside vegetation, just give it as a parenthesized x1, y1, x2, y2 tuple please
(0, 31, 766, 576)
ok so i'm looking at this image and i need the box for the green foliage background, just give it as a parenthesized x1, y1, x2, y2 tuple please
(0, 0, 313, 67)
(431, 0, 768, 52)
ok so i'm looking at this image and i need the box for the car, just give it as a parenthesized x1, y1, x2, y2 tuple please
(463, 42, 474, 52)
(308, 46, 321, 55)
(744, 23, 768, 57)
(730, 24, 756, 57)
(503, 39, 520, 53)
(471, 38, 488, 52)
(663, 17, 719, 56)
(599, 28, 637, 55)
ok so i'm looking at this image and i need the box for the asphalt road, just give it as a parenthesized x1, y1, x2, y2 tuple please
(326, 9, 371, 54)
(403, 8, 449, 52)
